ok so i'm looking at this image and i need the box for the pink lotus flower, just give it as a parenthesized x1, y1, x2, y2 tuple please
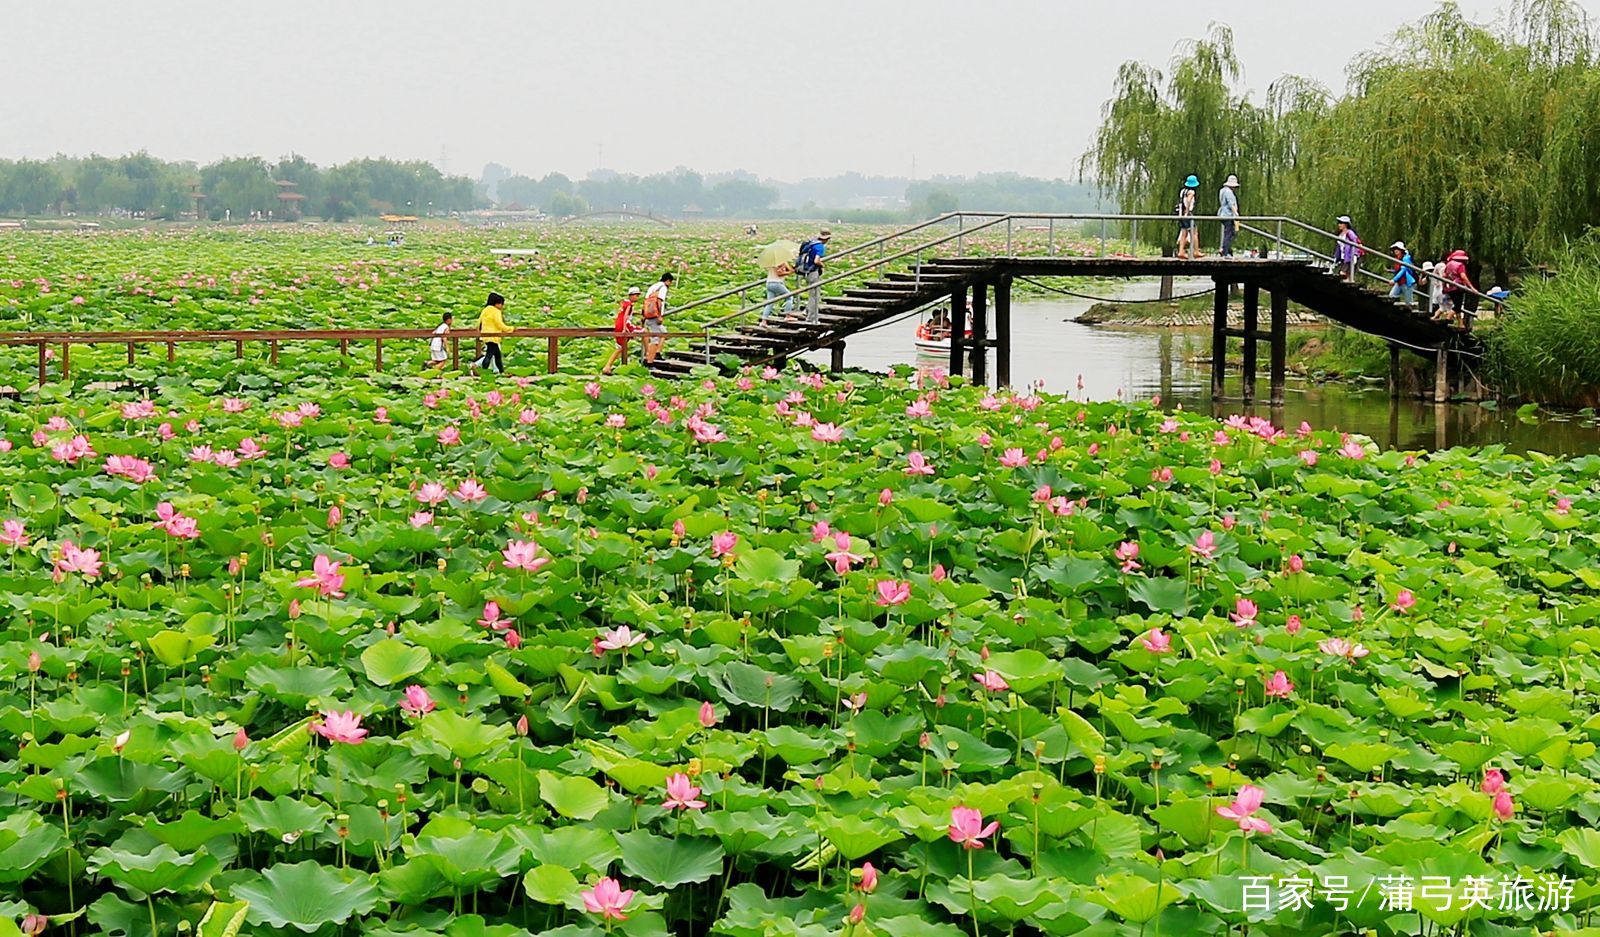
(1, 519, 29, 548)
(50, 435, 96, 464)
(502, 540, 549, 573)
(454, 479, 488, 502)
(849, 904, 865, 925)
(327, 452, 350, 470)
(810, 521, 832, 543)
(56, 540, 103, 580)
(811, 422, 843, 443)
(671, 519, 686, 539)
(1141, 628, 1171, 654)
(479, 601, 509, 631)
(326, 505, 342, 529)
(662, 772, 706, 810)
(581, 877, 635, 922)
(104, 454, 156, 483)
(711, 531, 738, 558)
(974, 669, 1009, 693)
(875, 580, 911, 606)
(519, 408, 540, 425)
(1482, 768, 1506, 795)
(20, 914, 46, 936)
(1286, 554, 1305, 574)
(977, 431, 993, 448)
(409, 511, 434, 528)
(276, 411, 303, 429)
(979, 394, 1003, 411)
(948, 806, 999, 849)
(1263, 670, 1294, 698)
(313, 710, 368, 744)
(878, 488, 893, 506)
(1555, 497, 1573, 515)
(905, 399, 932, 419)
(1298, 449, 1318, 467)
(858, 862, 879, 894)
(605, 413, 626, 429)
(825, 533, 866, 575)
(1230, 598, 1258, 628)
(373, 406, 389, 423)
(699, 701, 718, 728)
(233, 728, 249, 751)
(1389, 589, 1416, 613)
(597, 625, 647, 651)
(416, 483, 448, 505)
(1114, 542, 1141, 573)
(1339, 437, 1367, 460)
(903, 451, 935, 475)
(1189, 531, 1217, 560)
(1209, 458, 1223, 476)
(1151, 466, 1173, 484)
(165, 514, 200, 540)
(1217, 785, 1273, 833)
(932, 563, 947, 582)
(294, 554, 346, 598)
(1492, 789, 1514, 821)
(515, 714, 529, 736)
(400, 685, 435, 717)
(238, 438, 266, 460)
(1285, 615, 1303, 635)
(213, 449, 240, 468)
(505, 629, 522, 649)
(1324, 637, 1371, 661)
(998, 448, 1029, 468)
(584, 381, 602, 400)
(188, 445, 215, 464)
(437, 426, 461, 447)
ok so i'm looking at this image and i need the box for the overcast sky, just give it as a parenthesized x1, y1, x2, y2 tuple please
(6, 0, 1579, 182)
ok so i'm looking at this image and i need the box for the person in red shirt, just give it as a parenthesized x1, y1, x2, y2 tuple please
(600, 286, 641, 375)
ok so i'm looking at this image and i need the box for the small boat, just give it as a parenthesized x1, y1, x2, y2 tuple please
(913, 308, 968, 355)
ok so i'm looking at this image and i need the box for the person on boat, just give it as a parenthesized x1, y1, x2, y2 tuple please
(1334, 216, 1362, 280)
(601, 286, 641, 375)
(1387, 241, 1416, 307)
(1218, 175, 1240, 257)
(1176, 175, 1199, 260)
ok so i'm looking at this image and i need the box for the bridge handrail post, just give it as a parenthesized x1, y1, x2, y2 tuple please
(1131, 219, 1139, 255)
(957, 215, 964, 259)
(1099, 219, 1108, 257)
(1047, 219, 1055, 255)
(1006, 217, 1013, 257)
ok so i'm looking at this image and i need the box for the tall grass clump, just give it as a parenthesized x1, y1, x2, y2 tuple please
(1484, 234, 1600, 405)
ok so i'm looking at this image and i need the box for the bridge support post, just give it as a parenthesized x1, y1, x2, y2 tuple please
(1434, 347, 1450, 403)
(1211, 279, 1229, 399)
(970, 280, 988, 387)
(1388, 344, 1401, 399)
(948, 286, 968, 377)
(829, 341, 846, 373)
(1160, 246, 1174, 300)
(1242, 283, 1259, 403)
(1270, 289, 1287, 406)
(994, 274, 1012, 389)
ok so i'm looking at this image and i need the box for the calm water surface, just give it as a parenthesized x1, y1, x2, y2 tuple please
(801, 279, 1600, 456)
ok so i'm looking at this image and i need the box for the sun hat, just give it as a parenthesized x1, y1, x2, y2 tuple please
(1449, 249, 1469, 261)
(1336, 215, 1353, 224)
(818, 228, 832, 240)
(1223, 175, 1240, 187)
(627, 286, 641, 295)
(1184, 175, 1200, 187)
(1390, 241, 1406, 251)
(1422, 261, 1435, 271)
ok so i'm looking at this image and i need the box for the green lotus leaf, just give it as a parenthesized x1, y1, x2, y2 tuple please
(360, 639, 431, 686)
(615, 830, 724, 888)
(232, 861, 382, 933)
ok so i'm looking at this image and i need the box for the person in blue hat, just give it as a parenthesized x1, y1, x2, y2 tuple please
(1176, 174, 1200, 260)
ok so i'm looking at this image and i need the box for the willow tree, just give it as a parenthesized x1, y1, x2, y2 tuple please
(1083, 24, 1318, 246)
(1287, 0, 1597, 281)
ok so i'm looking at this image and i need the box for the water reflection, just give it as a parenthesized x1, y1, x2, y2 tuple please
(802, 286, 1600, 456)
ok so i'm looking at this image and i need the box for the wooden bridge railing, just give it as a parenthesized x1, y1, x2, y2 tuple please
(0, 327, 711, 386)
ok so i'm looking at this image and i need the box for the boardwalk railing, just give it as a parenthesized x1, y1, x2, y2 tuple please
(666, 211, 1507, 340)
(0, 327, 711, 386)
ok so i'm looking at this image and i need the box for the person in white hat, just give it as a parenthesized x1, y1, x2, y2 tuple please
(600, 286, 644, 375)
(1218, 175, 1241, 256)
(1387, 241, 1416, 307)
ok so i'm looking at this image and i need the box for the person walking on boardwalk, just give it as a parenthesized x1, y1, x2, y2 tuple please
(1334, 216, 1362, 280)
(797, 228, 830, 323)
(642, 272, 673, 365)
(1440, 250, 1475, 329)
(1218, 175, 1241, 257)
(428, 311, 453, 370)
(1387, 242, 1416, 307)
(600, 286, 641, 375)
(762, 261, 794, 322)
(473, 292, 512, 374)
(1176, 175, 1199, 260)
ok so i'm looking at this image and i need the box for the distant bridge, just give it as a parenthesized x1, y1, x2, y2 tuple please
(559, 210, 674, 227)
(650, 212, 1492, 404)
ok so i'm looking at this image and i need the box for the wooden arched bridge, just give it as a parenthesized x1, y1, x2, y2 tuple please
(650, 212, 1491, 404)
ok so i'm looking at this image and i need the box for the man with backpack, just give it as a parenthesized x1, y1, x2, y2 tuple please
(796, 228, 831, 323)
(642, 273, 673, 365)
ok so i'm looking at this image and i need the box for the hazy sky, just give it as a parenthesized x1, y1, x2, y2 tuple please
(6, 0, 1579, 182)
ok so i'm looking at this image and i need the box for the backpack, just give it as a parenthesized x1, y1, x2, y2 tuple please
(795, 239, 821, 276)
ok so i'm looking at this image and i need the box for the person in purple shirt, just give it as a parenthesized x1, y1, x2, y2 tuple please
(1334, 216, 1362, 280)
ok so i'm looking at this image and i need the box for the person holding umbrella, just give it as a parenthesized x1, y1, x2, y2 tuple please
(755, 238, 800, 321)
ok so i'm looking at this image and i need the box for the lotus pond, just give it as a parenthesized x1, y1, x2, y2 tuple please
(2, 357, 1600, 937)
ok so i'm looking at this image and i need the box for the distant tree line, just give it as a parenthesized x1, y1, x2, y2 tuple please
(490, 168, 781, 218)
(1084, 0, 1600, 282)
(0, 152, 484, 221)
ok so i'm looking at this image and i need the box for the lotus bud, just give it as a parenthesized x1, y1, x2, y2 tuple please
(233, 728, 249, 751)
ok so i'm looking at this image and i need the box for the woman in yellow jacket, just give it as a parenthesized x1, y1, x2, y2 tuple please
(474, 292, 512, 373)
